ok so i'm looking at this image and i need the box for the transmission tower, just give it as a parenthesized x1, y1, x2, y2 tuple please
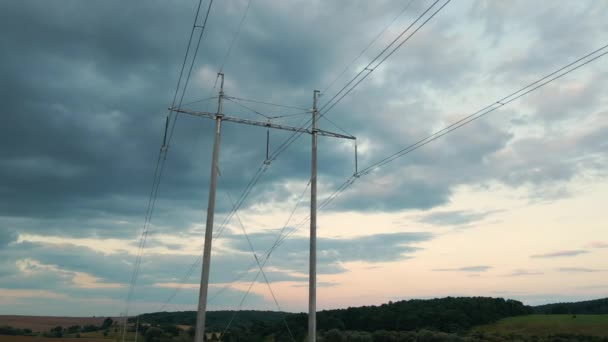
(170, 73, 355, 342)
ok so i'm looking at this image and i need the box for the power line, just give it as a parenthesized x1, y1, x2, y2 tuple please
(219, 190, 296, 342)
(321, 115, 354, 137)
(205, 42, 608, 314)
(167, 0, 216, 143)
(322, 0, 419, 94)
(214, 163, 269, 239)
(225, 96, 273, 119)
(225, 95, 310, 111)
(225, 96, 310, 121)
(120, 0, 215, 334)
(156, 179, 311, 312)
(180, 1, 445, 273)
(358, 43, 608, 175)
(154, 163, 272, 312)
(144, 1, 605, 331)
(181, 96, 218, 107)
(164, 5, 449, 307)
(207, 176, 353, 320)
(319, 0, 452, 116)
(266, 0, 451, 164)
(218, 0, 254, 74)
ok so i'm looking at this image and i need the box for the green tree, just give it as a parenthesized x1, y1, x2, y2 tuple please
(50, 326, 63, 337)
(144, 327, 163, 342)
(102, 317, 114, 329)
(324, 329, 345, 342)
(160, 324, 180, 336)
(67, 325, 81, 334)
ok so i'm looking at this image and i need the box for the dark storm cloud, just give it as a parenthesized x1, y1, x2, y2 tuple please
(530, 250, 589, 258)
(1, 0, 450, 237)
(2, 0, 608, 315)
(0, 229, 17, 246)
(2, 0, 606, 241)
(434, 265, 492, 272)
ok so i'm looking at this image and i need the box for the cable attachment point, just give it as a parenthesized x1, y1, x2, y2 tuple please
(263, 122, 272, 165)
(354, 139, 359, 176)
(161, 115, 170, 152)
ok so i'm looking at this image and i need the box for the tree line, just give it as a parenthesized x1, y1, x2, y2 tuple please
(534, 298, 608, 315)
(137, 297, 532, 341)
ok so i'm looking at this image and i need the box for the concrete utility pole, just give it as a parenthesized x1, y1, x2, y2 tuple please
(308, 90, 319, 342)
(170, 78, 354, 342)
(194, 73, 224, 342)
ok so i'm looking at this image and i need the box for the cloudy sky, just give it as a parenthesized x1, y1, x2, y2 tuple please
(1, 0, 607, 316)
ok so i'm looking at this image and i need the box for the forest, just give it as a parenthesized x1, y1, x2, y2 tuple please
(137, 297, 537, 341)
(533, 297, 608, 314)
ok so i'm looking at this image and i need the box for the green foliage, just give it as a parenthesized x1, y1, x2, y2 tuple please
(139, 310, 287, 330)
(102, 317, 114, 329)
(324, 328, 345, 342)
(67, 325, 81, 334)
(344, 331, 373, 342)
(160, 324, 180, 337)
(128, 297, 608, 342)
(534, 298, 608, 315)
(317, 297, 531, 333)
(144, 326, 163, 342)
(0, 326, 33, 336)
(81, 324, 99, 332)
(371, 330, 417, 342)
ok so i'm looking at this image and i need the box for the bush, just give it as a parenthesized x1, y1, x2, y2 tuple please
(81, 324, 99, 332)
(102, 317, 114, 330)
(0, 326, 27, 336)
(49, 326, 63, 338)
(345, 331, 373, 342)
(324, 329, 345, 342)
(160, 324, 180, 336)
(144, 327, 163, 342)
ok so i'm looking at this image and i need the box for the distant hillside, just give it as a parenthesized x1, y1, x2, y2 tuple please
(533, 297, 608, 314)
(138, 297, 532, 340)
(317, 297, 532, 333)
(138, 310, 286, 331)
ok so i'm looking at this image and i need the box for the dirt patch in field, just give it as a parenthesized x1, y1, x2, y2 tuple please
(0, 316, 118, 332)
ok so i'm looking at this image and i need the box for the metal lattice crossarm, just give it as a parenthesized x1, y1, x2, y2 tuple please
(168, 107, 356, 140)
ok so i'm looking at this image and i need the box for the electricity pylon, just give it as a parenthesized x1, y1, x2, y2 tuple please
(170, 73, 355, 342)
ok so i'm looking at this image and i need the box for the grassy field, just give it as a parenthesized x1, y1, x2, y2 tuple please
(474, 314, 608, 337)
(0, 331, 139, 342)
(0, 336, 109, 342)
(0, 316, 118, 332)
